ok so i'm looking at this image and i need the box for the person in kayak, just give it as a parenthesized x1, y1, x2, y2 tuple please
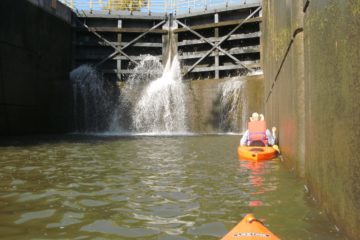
(240, 112, 277, 147)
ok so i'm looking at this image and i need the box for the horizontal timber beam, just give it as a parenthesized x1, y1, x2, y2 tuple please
(75, 41, 163, 48)
(187, 63, 261, 73)
(76, 54, 163, 61)
(177, 32, 260, 46)
(100, 62, 260, 75)
(174, 17, 261, 33)
(179, 46, 260, 59)
(77, 27, 167, 34)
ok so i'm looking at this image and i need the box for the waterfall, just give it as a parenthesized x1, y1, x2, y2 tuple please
(110, 23, 187, 134)
(109, 55, 164, 132)
(71, 65, 113, 132)
(218, 78, 248, 133)
(70, 17, 254, 134)
(131, 55, 187, 133)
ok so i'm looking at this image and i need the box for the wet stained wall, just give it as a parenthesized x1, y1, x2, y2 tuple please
(262, 0, 360, 239)
(186, 75, 264, 133)
(0, 0, 73, 135)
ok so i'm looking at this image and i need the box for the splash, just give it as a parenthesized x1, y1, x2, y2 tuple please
(109, 55, 164, 132)
(131, 55, 187, 133)
(71, 65, 113, 132)
(218, 78, 248, 132)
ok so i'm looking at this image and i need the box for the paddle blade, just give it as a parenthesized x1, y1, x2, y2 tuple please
(272, 145, 281, 153)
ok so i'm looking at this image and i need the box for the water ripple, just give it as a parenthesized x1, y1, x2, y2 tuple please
(0, 135, 346, 239)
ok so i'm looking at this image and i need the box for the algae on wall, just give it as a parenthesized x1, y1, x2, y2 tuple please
(262, 0, 360, 239)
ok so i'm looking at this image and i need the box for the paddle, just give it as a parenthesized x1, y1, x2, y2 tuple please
(272, 144, 281, 154)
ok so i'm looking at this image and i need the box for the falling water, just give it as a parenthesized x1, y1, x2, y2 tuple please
(131, 55, 187, 133)
(71, 65, 113, 132)
(110, 24, 187, 134)
(71, 31, 252, 134)
(109, 55, 164, 132)
(218, 78, 248, 133)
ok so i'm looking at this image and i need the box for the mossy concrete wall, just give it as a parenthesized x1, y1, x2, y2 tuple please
(0, 0, 73, 135)
(186, 75, 264, 133)
(262, 0, 360, 238)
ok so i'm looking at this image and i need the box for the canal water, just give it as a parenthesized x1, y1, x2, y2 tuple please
(0, 135, 345, 239)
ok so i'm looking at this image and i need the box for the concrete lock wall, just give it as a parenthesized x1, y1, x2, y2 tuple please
(186, 75, 264, 133)
(0, 0, 73, 135)
(262, 0, 360, 239)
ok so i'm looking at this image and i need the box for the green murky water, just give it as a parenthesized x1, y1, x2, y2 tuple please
(0, 135, 345, 239)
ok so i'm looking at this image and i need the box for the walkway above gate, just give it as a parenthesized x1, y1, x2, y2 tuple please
(66, 0, 262, 81)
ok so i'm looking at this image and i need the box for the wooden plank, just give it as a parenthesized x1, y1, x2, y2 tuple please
(177, 32, 260, 46)
(114, 55, 162, 60)
(76, 53, 163, 60)
(186, 63, 261, 73)
(100, 63, 261, 75)
(174, 17, 261, 33)
(102, 69, 160, 74)
(101, 63, 261, 75)
(78, 27, 167, 34)
(75, 41, 163, 48)
(179, 46, 260, 59)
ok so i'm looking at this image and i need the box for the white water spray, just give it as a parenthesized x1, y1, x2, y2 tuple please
(71, 65, 113, 131)
(131, 55, 187, 133)
(218, 78, 248, 132)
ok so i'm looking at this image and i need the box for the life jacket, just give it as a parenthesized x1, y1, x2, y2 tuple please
(247, 120, 267, 146)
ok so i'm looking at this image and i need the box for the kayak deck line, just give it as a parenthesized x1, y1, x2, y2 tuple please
(221, 214, 280, 240)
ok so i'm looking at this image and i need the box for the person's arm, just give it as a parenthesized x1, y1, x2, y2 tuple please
(240, 131, 249, 146)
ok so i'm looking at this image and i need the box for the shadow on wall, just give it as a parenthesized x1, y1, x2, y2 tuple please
(187, 74, 264, 133)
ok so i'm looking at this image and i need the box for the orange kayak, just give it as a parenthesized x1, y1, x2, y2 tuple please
(237, 146, 277, 161)
(221, 214, 280, 240)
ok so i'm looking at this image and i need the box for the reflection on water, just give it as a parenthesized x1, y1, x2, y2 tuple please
(0, 135, 344, 239)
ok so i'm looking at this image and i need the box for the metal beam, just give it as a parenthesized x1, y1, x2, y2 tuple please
(82, 27, 167, 33)
(122, 20, 166, 49)
(174, 17, 261, 33)
(82, 22, 138, 65)
(179, 46, 259, 59)
(177, 32, 260, 46)
(94, 20, 166, 68)
(181, 6, 261, 77)
(188, 63, 261, 73)
(176, 19, 250, 71)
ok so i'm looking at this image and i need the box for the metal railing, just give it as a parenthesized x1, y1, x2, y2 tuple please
(59, 0, 260, 15)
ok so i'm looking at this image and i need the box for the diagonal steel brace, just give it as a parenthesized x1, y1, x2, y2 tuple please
(82, 22, 138, 65)
(176, 19, 252, 72)
(94, 19, 167, 67)
(181, 6, 262, 77)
